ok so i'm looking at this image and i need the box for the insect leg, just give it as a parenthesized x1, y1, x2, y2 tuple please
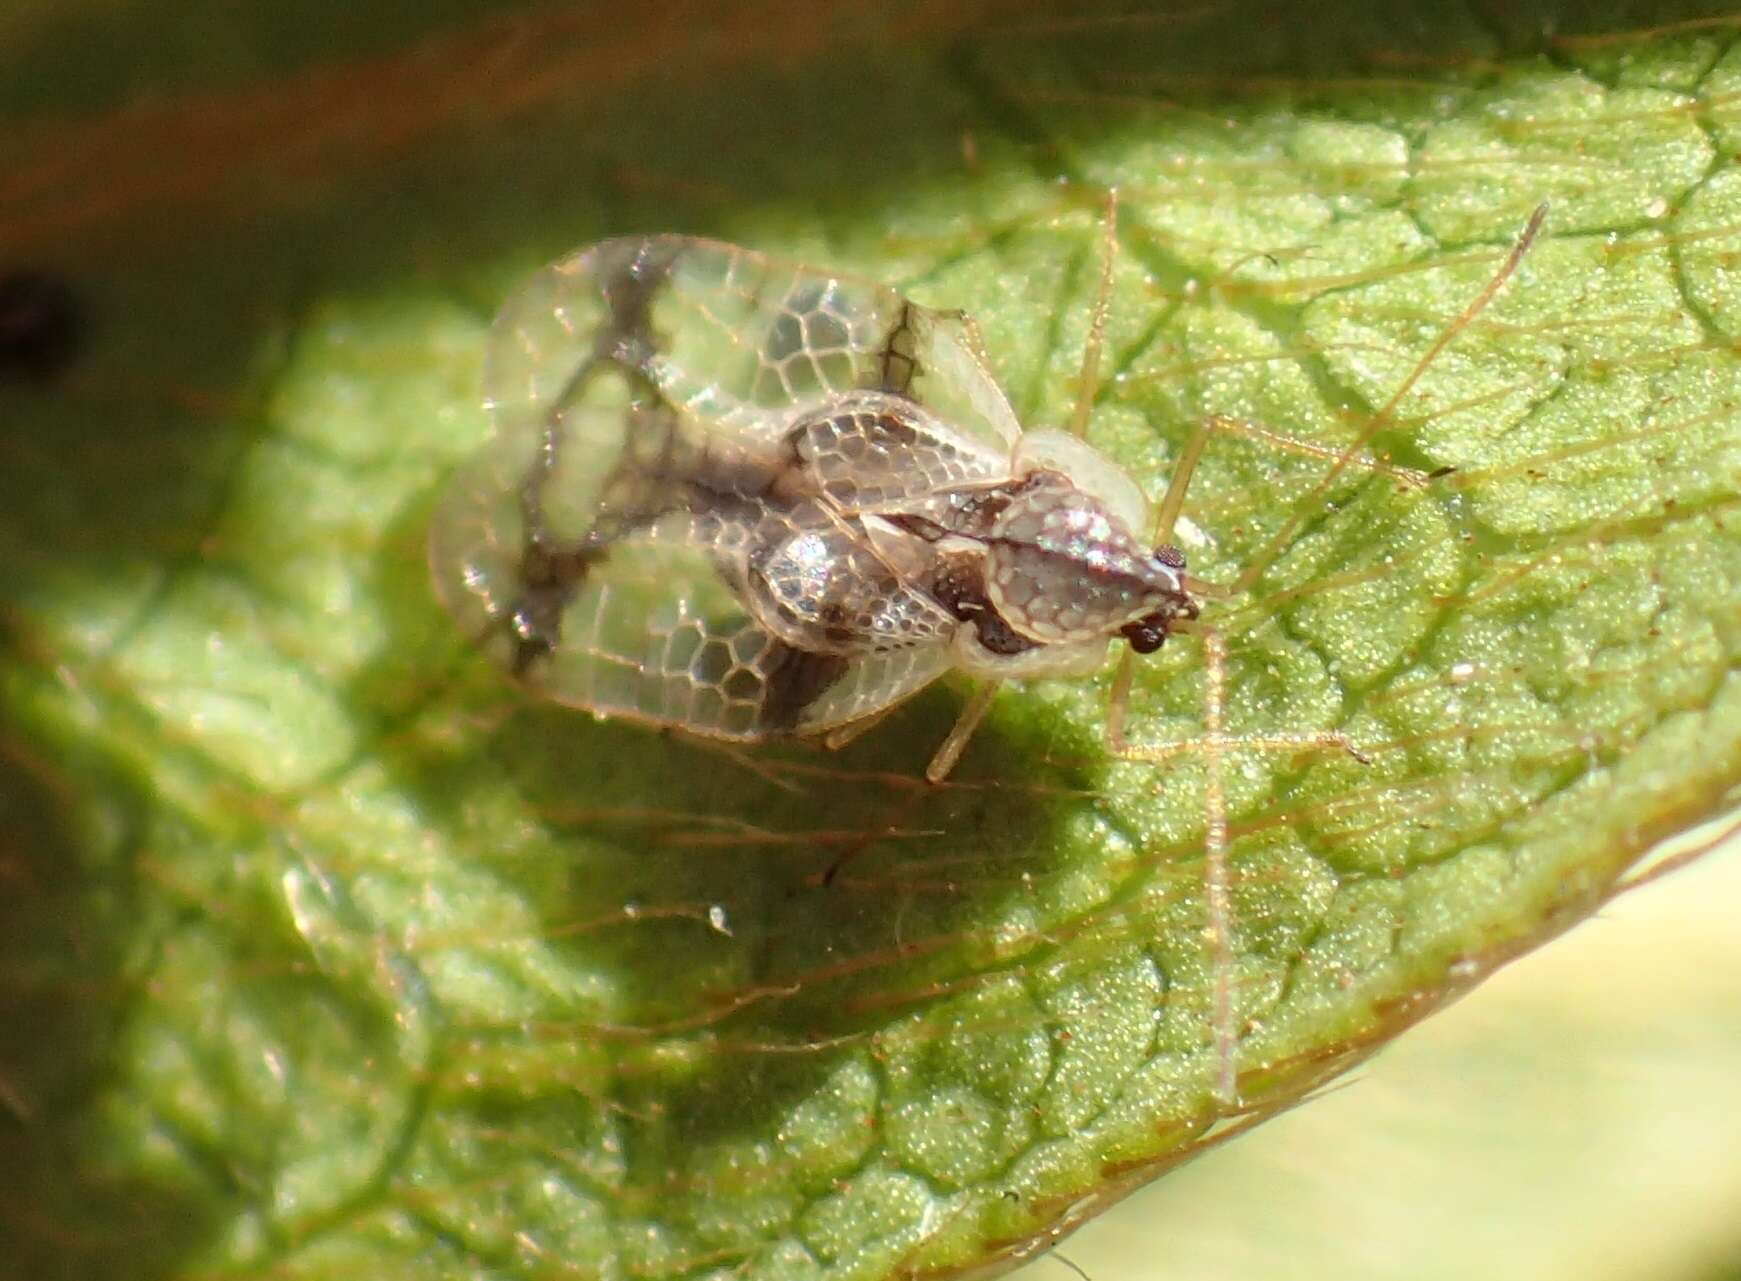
(1224, 202, 1548, 597)
(1104, 626, 1361, 1106)
(925, 679, 1004, 783)
(1150, 412, 1435, 555)
(1149, 413, 1217, 549)
(1068, 185, 1120, 441)
(821, 701, 904, 752)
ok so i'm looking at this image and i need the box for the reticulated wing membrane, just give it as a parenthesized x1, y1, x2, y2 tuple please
(572, 236, 1025, 450)
(799, 646, 953, 733)
(508, 515, 812, 739)
(430, 235, 983, 740)
(433, 491, 950, 738)
(478, 234, 1019, 506)
(791, 392, 1010, 510)
(746, 508, 957, 657)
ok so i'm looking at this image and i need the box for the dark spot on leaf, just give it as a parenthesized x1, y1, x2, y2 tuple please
(0, 272, 80, 381)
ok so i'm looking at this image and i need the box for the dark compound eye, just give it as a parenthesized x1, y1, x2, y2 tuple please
(1153, 542, 1186, 570)
(0, 272, 80, 381)
(1120, 616, 1169, 654)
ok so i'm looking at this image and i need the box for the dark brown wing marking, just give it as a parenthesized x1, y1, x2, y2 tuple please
(758, 644, 852, 730)
(433, 236, 1030, 742)
(875, 300, 921, 396)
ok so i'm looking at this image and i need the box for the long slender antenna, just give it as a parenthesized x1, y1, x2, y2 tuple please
(1149, 414, 1214, 545)
(1233, 202, 1548, 595)
(1068, 186, 1120, 439)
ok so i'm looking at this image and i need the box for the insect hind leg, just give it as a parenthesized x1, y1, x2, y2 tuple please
(924, 679, 1004, 784)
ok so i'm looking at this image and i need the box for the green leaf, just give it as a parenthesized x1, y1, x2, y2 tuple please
(2, 5, 1738, 1280)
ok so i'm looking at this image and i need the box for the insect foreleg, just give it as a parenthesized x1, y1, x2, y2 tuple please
(925, 679, 1004, 783)
(1104, 625, 1365, 1106)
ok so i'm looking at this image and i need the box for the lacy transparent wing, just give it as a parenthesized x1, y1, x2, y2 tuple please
(430, 467, 952, 738)
(434, 234, 1020, 739)
(484, 235, 1023, 464)
(428, 445, 524, 658)
(788, 390, 1014, 511)
(800, 645, 954, 733)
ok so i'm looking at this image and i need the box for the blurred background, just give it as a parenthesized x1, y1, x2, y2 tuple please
(1054, 827, 1741, 1281)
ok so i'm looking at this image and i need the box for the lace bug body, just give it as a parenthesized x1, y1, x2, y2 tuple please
(430, 235, 1196, 748)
